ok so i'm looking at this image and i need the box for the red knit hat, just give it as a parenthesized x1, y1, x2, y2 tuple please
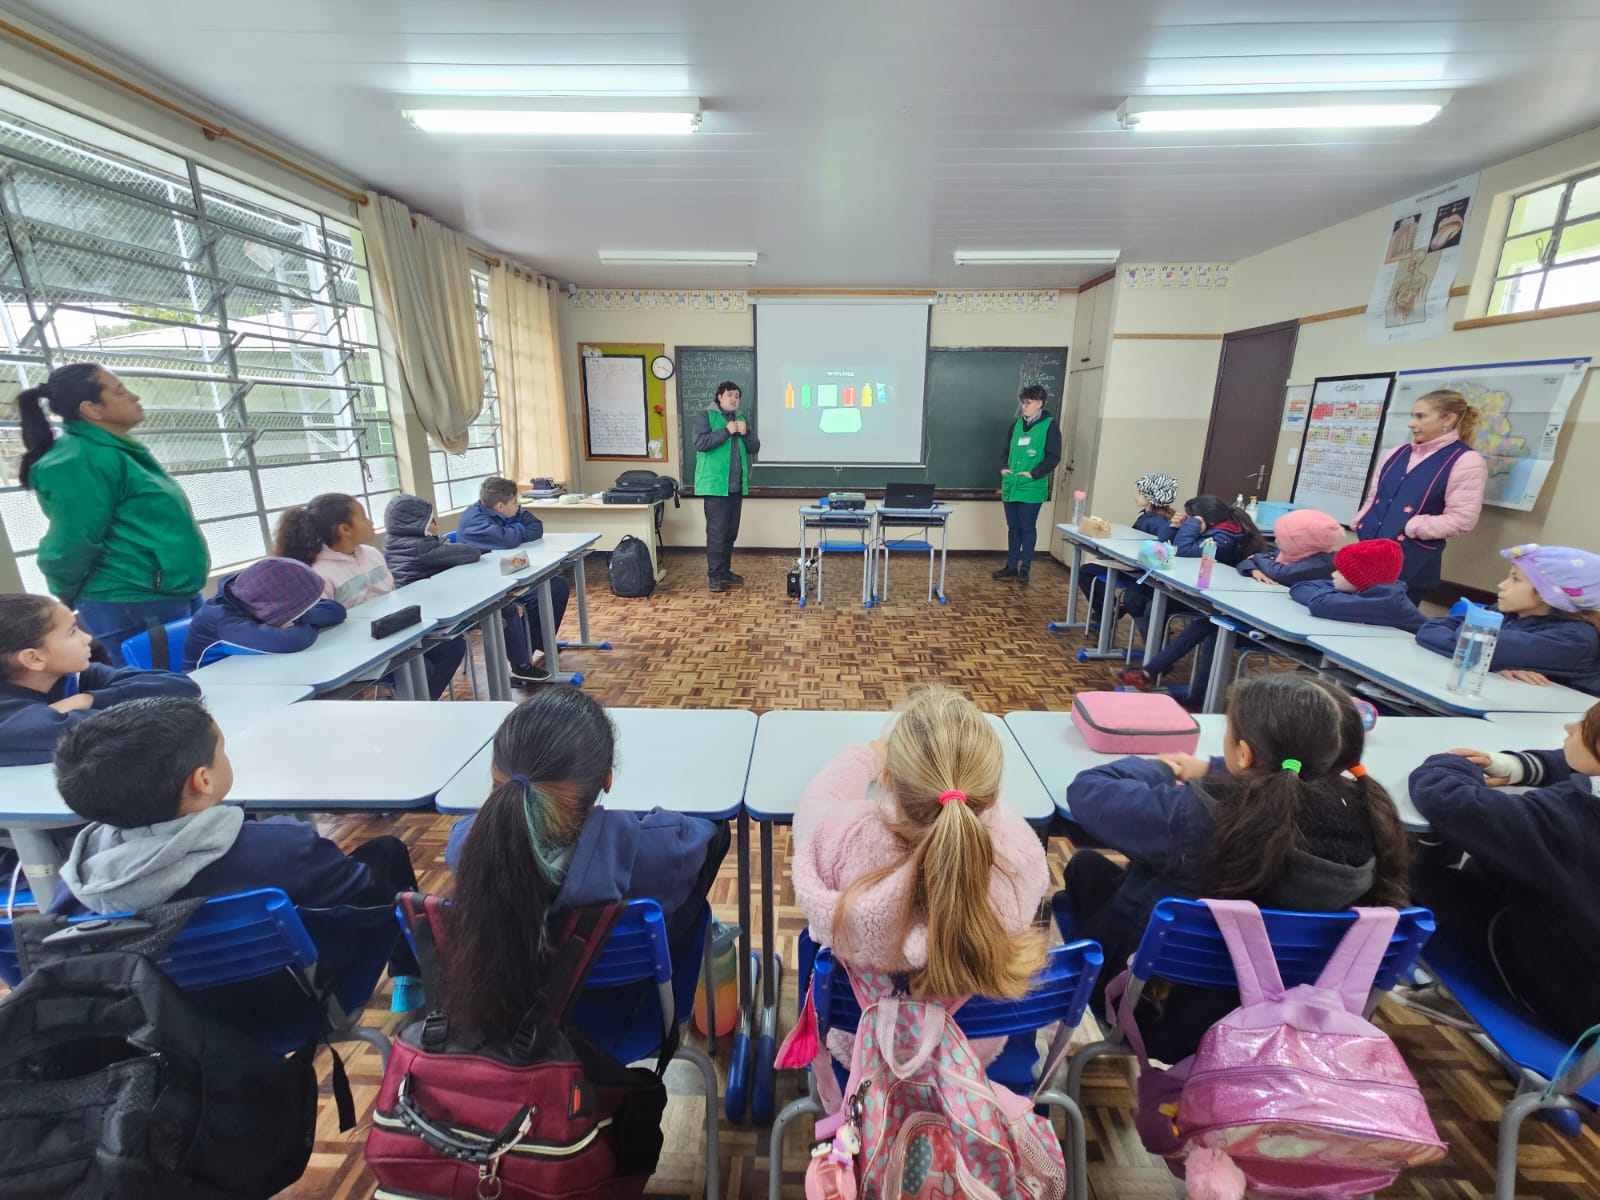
(1334, 539, 1404, 592)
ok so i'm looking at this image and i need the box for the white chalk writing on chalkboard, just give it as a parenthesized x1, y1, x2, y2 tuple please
(584, 356, 648, 456)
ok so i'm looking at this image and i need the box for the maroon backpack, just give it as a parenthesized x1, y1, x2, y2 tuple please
(365, 893, 670, 1200)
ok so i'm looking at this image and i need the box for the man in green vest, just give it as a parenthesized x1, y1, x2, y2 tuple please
(692, 381, 761, 592)
(994, 384, 1061, 585)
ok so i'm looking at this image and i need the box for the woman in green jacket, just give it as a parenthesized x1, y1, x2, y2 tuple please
(18, 363, 210, 664)
(994, 384, 1061, 584)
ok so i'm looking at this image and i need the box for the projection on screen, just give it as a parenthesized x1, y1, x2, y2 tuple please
(754, 300, 931, 466)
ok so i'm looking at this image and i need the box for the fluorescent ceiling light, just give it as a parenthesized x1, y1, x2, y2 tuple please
(598, 250, 758, 266)
(953, 250, 1120, 266)
(402, 96, 701, 135)
(1117, 92, 1448, 132)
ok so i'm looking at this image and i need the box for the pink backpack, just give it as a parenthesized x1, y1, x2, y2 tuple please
(1112, 900, 1446, 1199)
(782, 969, 1067, 1200)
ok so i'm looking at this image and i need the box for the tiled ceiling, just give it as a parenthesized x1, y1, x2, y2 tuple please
(13, 0, 1600, 288)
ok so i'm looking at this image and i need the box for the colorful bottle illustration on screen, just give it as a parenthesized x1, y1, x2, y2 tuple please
(843, 386, 855, 406)
(801, 383, 811, 408)
(785, 382, 795, 409)
(861, 383, 873, 407)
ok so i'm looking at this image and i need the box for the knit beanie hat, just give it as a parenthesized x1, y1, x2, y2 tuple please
(1135, 472, 1179, 508)
(1334, 539, 1404, 592)
(230, 557, 327, 627)
(1272, 509, 1345, 564)
(1501, 544, 1600, 614)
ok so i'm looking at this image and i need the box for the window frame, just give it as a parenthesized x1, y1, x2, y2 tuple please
(1491, 164, 1600, 316)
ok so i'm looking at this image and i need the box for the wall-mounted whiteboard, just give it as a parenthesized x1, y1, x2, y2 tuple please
(581, 353, 649, 458)
(1289, 373, 1396, 523)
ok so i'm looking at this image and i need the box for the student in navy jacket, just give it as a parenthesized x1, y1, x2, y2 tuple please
(1289, 538, 1426, 633)
(1415, 544, 1600, 695)
(1408, 703, 1600, 1041)
(1233, 507, 1343, 586)
(456, 477, 570, 682)
(182, 557, 347, 671)
(1, 593, 197, 766)
(1061, 675, 1409, 1062)
(381, 494, 483, 587)
(1117, 495, 1268, 699)
(48, 697, 421, 998)
(1078, 472, 1181, 623)
(442, 689, 729, 1042)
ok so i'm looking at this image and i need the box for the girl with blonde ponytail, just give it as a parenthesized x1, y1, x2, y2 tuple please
(792, 686, 1049, 1066)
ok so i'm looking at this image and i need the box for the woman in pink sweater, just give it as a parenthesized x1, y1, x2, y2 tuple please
(792, 686, 1050, 1064)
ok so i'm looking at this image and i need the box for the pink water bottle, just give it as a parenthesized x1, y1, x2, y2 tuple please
(1197, 537, 1216, 589)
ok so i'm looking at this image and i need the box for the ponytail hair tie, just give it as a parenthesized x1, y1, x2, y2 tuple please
(1348, 764, 1368, 779)
(509, 773, 531, 789)
(1280, 759, 1303, 775)
(938, 790, 966, 806)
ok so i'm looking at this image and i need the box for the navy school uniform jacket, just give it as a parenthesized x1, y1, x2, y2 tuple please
(1173, 518, 1255, 567)
(1236, 550, 1336, 586)
(1416, 610, 1600, 695)
(183, 575, 348, 672)
(382, 495, 485, 587)
(455, 501, 544, 551)
(1288, 579, 1427, 633)
(1133, 511, 1178, 542)
(0, 665, 199, 767)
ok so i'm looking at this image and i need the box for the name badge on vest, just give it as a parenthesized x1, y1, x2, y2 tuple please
(1018, 436, 1031, 445)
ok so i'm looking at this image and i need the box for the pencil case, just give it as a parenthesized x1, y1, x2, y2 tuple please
(1072, 691, 1200, 754)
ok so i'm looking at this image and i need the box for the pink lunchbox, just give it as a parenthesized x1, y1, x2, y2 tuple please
(1071, 691, 1200, 754)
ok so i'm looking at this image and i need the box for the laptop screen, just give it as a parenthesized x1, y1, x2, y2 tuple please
(884, 483, 936, 508)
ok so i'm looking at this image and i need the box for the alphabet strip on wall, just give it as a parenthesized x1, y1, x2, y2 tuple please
(1121, 263, 1232, 290)
(567, 289, 1063, 313)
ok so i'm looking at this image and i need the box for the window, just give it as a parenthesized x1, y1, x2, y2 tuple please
(0, 87, 399, 593)
(1491, 166, 1600, 315)
(427, 271, 503, 511)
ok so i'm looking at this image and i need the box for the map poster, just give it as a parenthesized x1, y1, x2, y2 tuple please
(1291, 374, 1396, 521)
(1366, 173, 1478, 346)
(1380, 358, 1591, 511)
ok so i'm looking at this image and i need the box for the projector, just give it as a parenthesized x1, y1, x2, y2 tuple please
(827, 492, 866, 510)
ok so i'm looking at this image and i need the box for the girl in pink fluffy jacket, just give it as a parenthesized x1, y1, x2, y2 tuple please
(792, 685, 1051, 1065)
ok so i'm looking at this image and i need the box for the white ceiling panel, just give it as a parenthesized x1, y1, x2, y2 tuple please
(10, 0, 1600, 287)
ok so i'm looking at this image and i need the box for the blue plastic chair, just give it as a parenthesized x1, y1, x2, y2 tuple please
(1420, 935, 1600, 1200)
(119, 616, 193, 671)
(769, 930, 1105, 1200)
(443, 530, 458, 543)
(0, 887, 394, 1066)
(1057, 896, 1435, 1103)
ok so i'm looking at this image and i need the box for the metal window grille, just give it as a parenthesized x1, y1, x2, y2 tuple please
(0, 87, 400, 592)
(1490, 165, 1600, 316)
(427, 271, 503, 512)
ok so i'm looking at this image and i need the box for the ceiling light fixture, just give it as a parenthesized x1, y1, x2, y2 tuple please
(953, 250, 1121, 266)
(1117, 92, 1449, 132)
(402, 96, 702, 136)
(597, 250, 758, 266)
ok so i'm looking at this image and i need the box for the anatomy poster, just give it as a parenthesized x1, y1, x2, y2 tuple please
(1366, 173, 1478, 346)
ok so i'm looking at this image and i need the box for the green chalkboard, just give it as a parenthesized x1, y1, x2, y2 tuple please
(675, 344, 1068, 495)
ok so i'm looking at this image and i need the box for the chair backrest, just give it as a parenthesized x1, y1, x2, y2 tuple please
(443, 531, 458, 543)
(801, 929, 1105, 1042)
(119, 616, 194, 671)
(1129, 898, 1434, 994)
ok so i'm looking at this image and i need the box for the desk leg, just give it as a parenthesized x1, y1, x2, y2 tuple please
(537, 579, 579, 684)
(726, 810, 754, 1120)
(936, 517, 948, 604)
(561, 555, 610, 651)
(1145, 587, 1170, 672)
(479, 614, 512, 702)
(11, 826, 64, 897)
(753, 818, 780, 1123)
(1055, 544, 1084, 630)
(1077, 564, 1127, 661)
(797, 512, 807, 608)
(1204, 622, 1238, 713)
(392, 655, 424, 700)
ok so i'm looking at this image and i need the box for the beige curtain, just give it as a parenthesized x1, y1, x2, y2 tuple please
(360, 194, 483, 453)
(489, 263, 571, 485)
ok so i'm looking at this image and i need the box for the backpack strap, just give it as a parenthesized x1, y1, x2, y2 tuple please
(14, 897, 206, 976)
(395, 892, 452, 1050)
(1202, 899, 1285, 1006)
(873, 996, 945, 1079)
(146, 618, 170, 671)
(508, 901, 626, 1065)
(1313, 907, 1400, 1015)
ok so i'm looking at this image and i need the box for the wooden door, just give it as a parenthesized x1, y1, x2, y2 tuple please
(1197, 320, 1299, 502)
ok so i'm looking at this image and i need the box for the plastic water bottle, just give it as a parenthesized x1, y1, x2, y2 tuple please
(1197, 537, 1216, 589)
(1446, 605, 1504, 695)
(1071, 490, 1087, 522)
(1246, 496, 1260, 521)
(693, 919, 742, 1037)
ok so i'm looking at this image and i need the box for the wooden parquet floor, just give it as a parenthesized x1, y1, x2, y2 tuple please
(20, 549, 1600, 1197)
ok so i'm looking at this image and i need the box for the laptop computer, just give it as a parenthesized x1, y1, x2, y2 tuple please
(882, 482, 936, 509)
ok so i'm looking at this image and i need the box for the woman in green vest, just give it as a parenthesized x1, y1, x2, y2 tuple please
(994, 384, 1062, 584)
(691, 380, 760, 592)
(17, 363, 210, 664)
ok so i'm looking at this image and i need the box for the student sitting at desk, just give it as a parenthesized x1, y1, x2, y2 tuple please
(1288, 538, 1426, 632)
(1408, 701, 1600, 1041)
(1, 594, 197, 767)
(442, 689, 729, 1040)
(1233, 507, 1344, 586)
(274, 492, 464, 700)
(456, 477, 570, 681)
(48, 697, 422, 1006)
(1078, 471, 1180, 625)
(792, 685, 1049, 1068)
(1415, 544, 1600, 695)
(1062, 675, 1409, 1062)
(183, 557, 348, 671)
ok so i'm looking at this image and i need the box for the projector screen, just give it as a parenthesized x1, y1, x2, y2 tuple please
(754, 300, 931, 466)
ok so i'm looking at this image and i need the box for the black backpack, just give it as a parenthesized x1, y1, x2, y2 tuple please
(609, 535, 657, 598)
(0, 902, 319, 1199)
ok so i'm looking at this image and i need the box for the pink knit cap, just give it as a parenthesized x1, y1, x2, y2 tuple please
(1272, 508, 1346, 564)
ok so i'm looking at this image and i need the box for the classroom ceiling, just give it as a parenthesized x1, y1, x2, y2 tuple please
(14, 1, 1600, 289)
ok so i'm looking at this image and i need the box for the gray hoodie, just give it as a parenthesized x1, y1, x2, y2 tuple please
(60, 806, 245, 914)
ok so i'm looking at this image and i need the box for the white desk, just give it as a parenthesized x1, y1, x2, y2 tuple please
(1308, 635, 1596, 718)
(798, 505, 876, 608)
(1052, 522, 1149, 635)
(1481, 711, 1587, 739)
(873, 505, 954, 605)
(434, 707, 756, 819)
(510, 533, 605, 681)
(0, 681, 314, 895)
(1003, 710, 1504, 833)
(524, 498, 664, 582)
